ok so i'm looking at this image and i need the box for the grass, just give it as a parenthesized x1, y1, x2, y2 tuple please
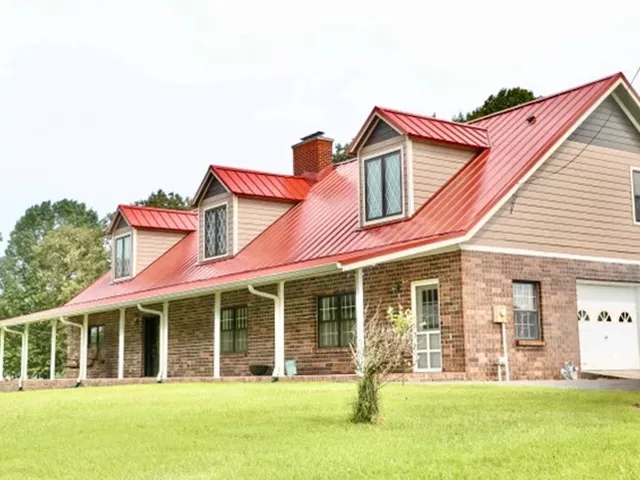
(0, 383, 639, 479)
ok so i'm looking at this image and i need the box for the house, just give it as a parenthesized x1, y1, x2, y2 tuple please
(1, 71, 640, 387)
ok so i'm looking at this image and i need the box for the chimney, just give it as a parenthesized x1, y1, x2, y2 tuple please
(292, 131, 333, 177)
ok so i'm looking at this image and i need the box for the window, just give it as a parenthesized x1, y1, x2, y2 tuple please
(513, 282, 541, 340)
(88, 325, 105, 360)
(204, 205, 228, 258)
(364, 150, 403, 221)
(221, 306, 248, 353)
(114, 234, 132, 279)
(633, 170, 640, 223)
(317, 293, 356, 348)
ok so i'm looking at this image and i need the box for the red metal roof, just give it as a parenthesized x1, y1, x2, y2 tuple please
(211, 165, 312, 201)
(2, 72, 632, 324)
(115, 205, 197, 233)
(349, 106, 491, 154)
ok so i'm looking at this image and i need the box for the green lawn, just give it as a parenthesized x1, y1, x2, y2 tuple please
(0, 383, 639, 479)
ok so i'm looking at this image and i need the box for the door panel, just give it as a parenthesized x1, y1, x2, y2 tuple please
(144, 316, 160, 377)
(414, 283, 442, 371)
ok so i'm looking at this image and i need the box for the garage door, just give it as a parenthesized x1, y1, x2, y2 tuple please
(577, 283, 640, 371)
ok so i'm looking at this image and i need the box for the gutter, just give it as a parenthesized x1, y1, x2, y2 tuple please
(137, 304, 166, 383)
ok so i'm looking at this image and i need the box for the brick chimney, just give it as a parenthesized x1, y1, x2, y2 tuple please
(292, 131, 333, 177)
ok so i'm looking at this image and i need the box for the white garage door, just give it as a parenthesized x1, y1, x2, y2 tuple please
(577, 283, 640, 371)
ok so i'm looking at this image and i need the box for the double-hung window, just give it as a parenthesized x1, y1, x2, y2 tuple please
(221, 306, 248, 353)
(114, 234, 132, 279)
(364, 150, 403, 221)
(204, 204, 227, 259)
(317, 293, 356, 348)
(88, 325, 105, 360)
(513, 282, 541, 340)
(633, 170, 640, 223)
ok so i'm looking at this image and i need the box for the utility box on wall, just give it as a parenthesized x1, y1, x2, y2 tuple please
(493, 305, 507, 324)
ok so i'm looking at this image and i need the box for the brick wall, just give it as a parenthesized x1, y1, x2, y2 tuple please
(292, 136, 333, 176)
(461, 250, 640, 380)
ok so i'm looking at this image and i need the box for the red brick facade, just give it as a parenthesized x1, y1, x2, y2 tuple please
(292, 135, 333, 176)
(65, 250, 640, 381)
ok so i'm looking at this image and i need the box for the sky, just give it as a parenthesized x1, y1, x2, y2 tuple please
(0, 0, 639, 251)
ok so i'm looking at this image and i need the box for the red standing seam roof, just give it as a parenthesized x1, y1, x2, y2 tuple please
(3, 72, 633, 324)
(116, 205, 197, 232)
(211, 165, 313, 201)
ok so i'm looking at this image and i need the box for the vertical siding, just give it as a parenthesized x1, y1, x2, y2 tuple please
(363, 119, 401, 148)
(470, 95, 640, 260)
(135, 230, 186, 273)
(412, 140, 476, 209)
(236, 197, 293, 252)
(199, 192, 233, 262)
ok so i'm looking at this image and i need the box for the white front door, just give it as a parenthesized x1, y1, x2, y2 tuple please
(413, 281, 442, 372)
(577, 283, 640, 371)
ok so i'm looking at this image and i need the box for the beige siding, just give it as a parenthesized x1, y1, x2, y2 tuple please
(236, 197, 294, 252)
(199, 192, 233, 262)
(469, 138, 640, 260)
(135, 230, 186, 273)
(412, 140, 476, 209)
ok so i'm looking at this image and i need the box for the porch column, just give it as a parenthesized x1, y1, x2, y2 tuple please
(21, 324, 29, 383)
(162, 301, 169, 380)
(275, 281, 285, 378)
(50, 319, 57, 380)
(118, 308, 125, 380)
(213, 292, 221, 379)
(80, 314, 88, 381)
(0, 327, 5, 381)
(355, 268, 365, 375)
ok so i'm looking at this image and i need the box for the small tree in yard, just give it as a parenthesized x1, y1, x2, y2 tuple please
(351, 306, 414, 424)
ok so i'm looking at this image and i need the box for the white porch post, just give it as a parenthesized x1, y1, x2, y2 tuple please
(21, 324, 29, 383)
(0, 327, 4, 381)
(162, 301, 169, 380)
(50, 319, 57, 380)
(276, 281, 285, 378)
(80, 314, 88, 381)
(213, 292, 221, 379)
(355, 268, 365, 375)
(118, 308, 125, 380)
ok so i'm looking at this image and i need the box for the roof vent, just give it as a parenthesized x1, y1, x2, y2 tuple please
(526, 115, 537, 124)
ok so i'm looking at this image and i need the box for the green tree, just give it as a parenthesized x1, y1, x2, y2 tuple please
(333, 142, 352, 164)
(0, 200, 107, 378)
(453, 87, 536, 123)
(134, 189, 191, 210)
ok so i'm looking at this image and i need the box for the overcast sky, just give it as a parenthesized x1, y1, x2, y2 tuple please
(1, 0, 639, 251)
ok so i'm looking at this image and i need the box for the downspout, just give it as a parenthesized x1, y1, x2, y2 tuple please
(4, 325, 28, 390)
(137, 304, 165, 383)
(248, 283, 285, 379)
(59, 317, 85, 386)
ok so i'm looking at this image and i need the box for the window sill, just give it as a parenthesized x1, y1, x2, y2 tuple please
(221, 352, 248, 357)
(516, 339, 545, 348)
(315, 346, 351, 353)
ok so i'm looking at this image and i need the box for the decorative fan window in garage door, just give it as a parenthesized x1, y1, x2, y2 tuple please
(597, 311, 612, 322)
(577, 310, 590, 322)
(619, 312, 633, 323)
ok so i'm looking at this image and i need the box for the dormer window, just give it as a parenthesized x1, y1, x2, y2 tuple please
(114, 234, 132, 280)
(204, 204, 228, 259)
(364, 150, 403, 222)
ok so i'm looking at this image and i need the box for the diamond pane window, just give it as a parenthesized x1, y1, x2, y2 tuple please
(318, 293, 356, 348)
(364, 150, 403, 221)
(114, 234, 132, 279)
(204, 205, 227, 258)
(513, 282, 541, 340)
(221, 306, 248, 353)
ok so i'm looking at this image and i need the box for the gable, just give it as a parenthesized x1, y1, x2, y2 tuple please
(114, 215, 129, 232)
(569, 95, 640, 153)
(203, 175, 228, 200)
(363, 119, 401, 148)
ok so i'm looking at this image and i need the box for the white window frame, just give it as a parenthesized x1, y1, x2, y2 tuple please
(631, 167, 640, 226)
(112, 231, 135, 282)
(202, 201, 229, 261)
(411, 279, 442, 373)
(360, 145, 406, 227)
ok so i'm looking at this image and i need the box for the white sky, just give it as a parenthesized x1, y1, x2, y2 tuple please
(0, 0, 639, 251)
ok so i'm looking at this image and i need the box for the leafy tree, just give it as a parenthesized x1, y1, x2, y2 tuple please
(134, 189, 191, 210)
(453, 87, 536, 123)
(0, 200, 107, 378)
(333, 142, 352, 164)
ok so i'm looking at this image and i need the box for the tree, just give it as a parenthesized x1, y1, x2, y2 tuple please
(333, 142, 352, 164)
(453, 87, 536, 123)
(134, 189, 191, 210)
(0, 200, 107, 378)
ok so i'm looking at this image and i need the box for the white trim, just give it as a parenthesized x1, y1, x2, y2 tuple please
(360, 144, 407, 227)
(340, 240, 461, 271)
(462, 244, 640, 266)
(248, 283, 285, 377)
(631, 166, 640, 226)
(232, 195, 239, 254)
(352, 113, 404, 155)
(405, 137, 415, 215)
(213, 292, 221, 379)
(80, 314, 88, 381)
(117, 308, 125, 380)
(0, 327, 4, 381)
(162, 301, 169, 380)
(112, 231, 135, 282)
(354, 268, 365, 375)
(202, 200, 230, 261)
(50, 319, 56, 380)
(611, 92, 640, 135)
(410, 279, 442, 373)
(576, 279, 640, 288)
(192, 169, 231, 208)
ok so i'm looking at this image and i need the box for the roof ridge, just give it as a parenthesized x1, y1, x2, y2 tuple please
(376, 106, 488, 132)
(119, 204, 197, 215)
(468, 72, 623, 124)
(211, 164, 312, 182)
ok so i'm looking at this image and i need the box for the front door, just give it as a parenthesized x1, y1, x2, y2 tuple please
(414, 282, 442, 372)
(143, 316, 160, 377)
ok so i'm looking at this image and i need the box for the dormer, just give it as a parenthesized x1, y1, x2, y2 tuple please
(106, 205, 197, 282)
(348, 107, 490, 227)
(191, 158, 315, 263)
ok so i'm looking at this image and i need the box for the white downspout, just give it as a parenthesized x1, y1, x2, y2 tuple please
(162, 301, 169, 380)
(50, 319, 57, 380)
(0, 326, 4, 381)
(118, 308, 125, 380)
(501, 322, 510, 382)
(355, 268, 365, 376)
(60, 317, 85, 385)
(4, 325, 28, 390)
(248, 282, 285, 378)
(137, 304, 165, 382)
